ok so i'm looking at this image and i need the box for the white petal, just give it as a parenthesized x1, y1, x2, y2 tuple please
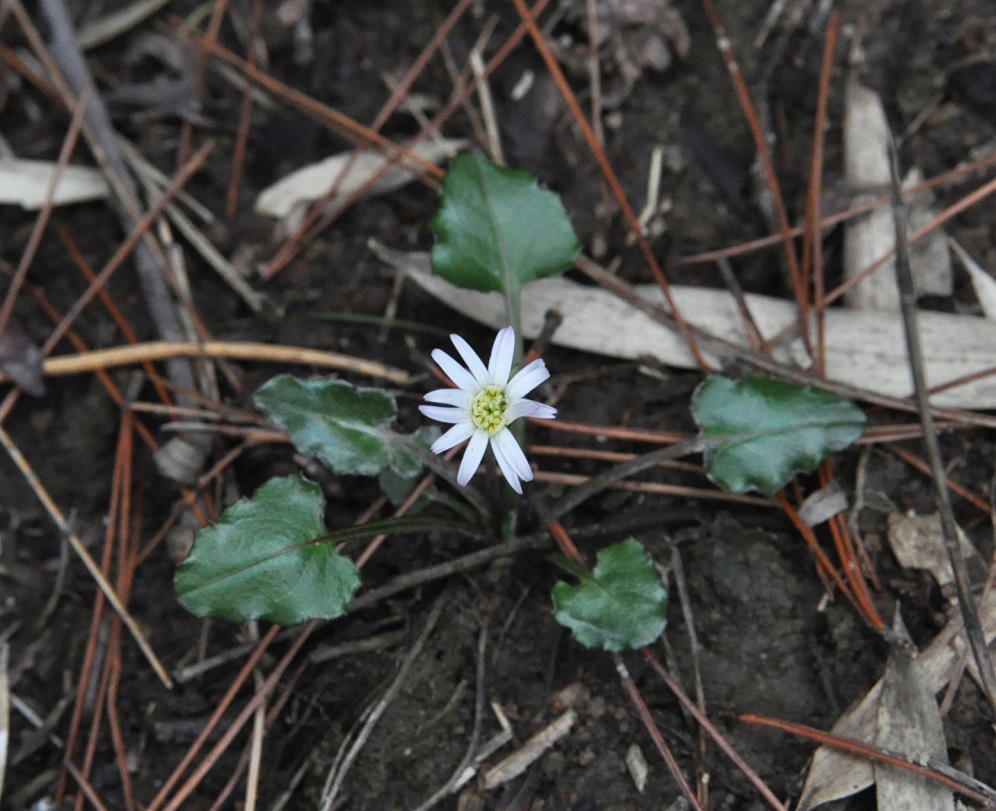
(492, 450, 522, 494)
(506, 359, 549, 400)
(457, 431, 488, 486)
(491, 429, 533, 492)
(423, 388, 473, 407)
(431, 421, 475, 453)
(488, 326, 515, 385)
(505, 399, 557, 422)
(432, 348, 478, 392)
(419, 405, 467, 424)
(450, 333, 492, 387)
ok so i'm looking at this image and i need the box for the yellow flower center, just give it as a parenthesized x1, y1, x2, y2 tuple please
(471, 384, 509, 436)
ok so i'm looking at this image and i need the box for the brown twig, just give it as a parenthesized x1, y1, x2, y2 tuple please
(698, 0, 808, 362)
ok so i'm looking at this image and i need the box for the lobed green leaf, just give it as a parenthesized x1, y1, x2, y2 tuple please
(255, 375, 420, 478)
(552, 538, 668, 651)
(174, 475, 360, 625)
(692, 375, 867, 494)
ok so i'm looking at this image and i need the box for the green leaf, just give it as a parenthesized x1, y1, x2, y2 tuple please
(174, 475, 360, 625)
(552, 538, 668, 652)
(691, 375, 867, 495)
(255, 375, 420, 478)
(430, 152, 580, 293)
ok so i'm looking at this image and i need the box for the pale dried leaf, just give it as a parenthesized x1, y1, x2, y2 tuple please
(798, 587, 996, 809)
(798, 481, 848, 528)
(875, 614, 954, 811)
(625, 743, 649, 793)
(949, 236, 996, 319)
(843, 74, 896, 311)
(381, 247, 996, 409)
(887, 513, 986, 593)
(255, 139, 466, 219)
(0, 159, 108, 210)
(482, 710, 575, 789)
(843, 79, 950, 309)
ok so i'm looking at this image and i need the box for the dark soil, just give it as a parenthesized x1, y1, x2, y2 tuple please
(3, 1, 996, 810)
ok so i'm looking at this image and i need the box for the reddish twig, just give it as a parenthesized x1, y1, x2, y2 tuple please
(802, 12, 839, 374)
(225, 0, 262, 223)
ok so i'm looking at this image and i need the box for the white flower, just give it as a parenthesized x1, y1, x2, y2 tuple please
(419, 326, 556, 494)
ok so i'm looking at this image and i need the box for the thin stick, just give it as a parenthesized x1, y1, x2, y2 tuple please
(0, 340, 411, 386)
(537, 470, 774, 506)
(225, 0, 261, 223)
(63, 759, 111, 811)
(888, 444, 991, 513)
(668, 544, 709, 798)
(244, 626, 265, 811)
(887, 139, 996, 712)
(550, 437, 706, 517)
(803, 11, 838, 375)
(145, 625, 281, 811)
(31, 0, 198, 394)
(158, 623, 315, 811)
